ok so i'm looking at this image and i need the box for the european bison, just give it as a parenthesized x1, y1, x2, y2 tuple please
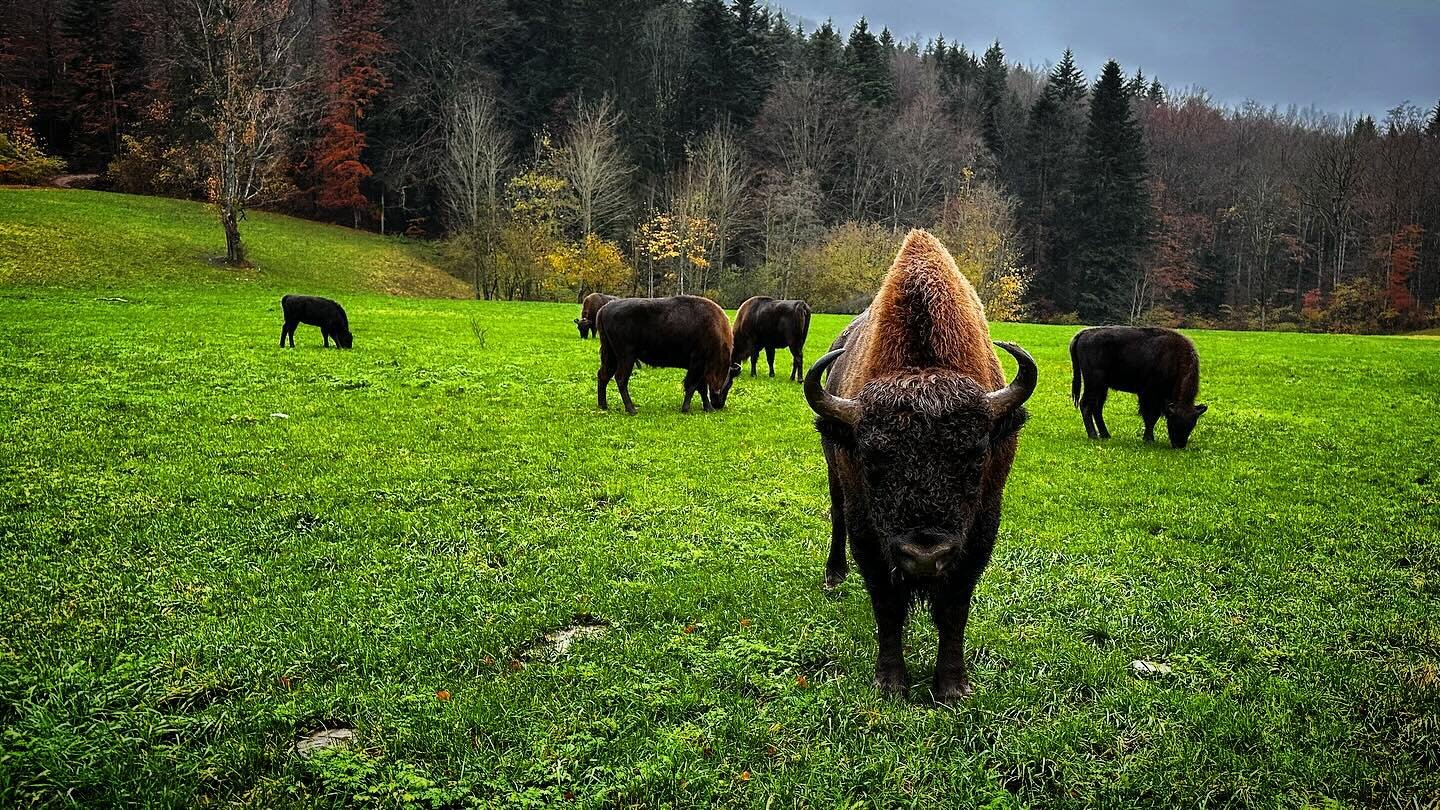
(575, 292, 618, 338)
(732, 296, 811, 381)
(597, 295, 741, 414)
(806, 230, 1035, 702)
(280, 295, 352, 349)
(1069, 326, 1207, 448)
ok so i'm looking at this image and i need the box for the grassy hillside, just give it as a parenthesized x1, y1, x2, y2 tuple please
(0, 188, 471, 298)
(1, 274, 1437, 806)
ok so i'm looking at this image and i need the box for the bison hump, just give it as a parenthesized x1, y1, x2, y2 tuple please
(854, 230, 1001, 390)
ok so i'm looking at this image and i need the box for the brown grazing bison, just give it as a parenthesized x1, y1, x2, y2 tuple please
(574, 292, 618, 338)
(280, 295, 352, 349)
(597, 295, 741, 414)
(805, 230, 1036, 701)
(1069, 326, 1207, 448)
(732, 296, 811, 381)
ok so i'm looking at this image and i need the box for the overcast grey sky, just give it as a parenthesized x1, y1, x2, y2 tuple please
(778, 1, 1439, 119)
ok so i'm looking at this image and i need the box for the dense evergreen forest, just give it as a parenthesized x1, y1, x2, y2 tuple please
(4, 0, 1439, 331)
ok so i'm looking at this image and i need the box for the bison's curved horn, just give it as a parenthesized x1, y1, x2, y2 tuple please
(804, 349, 862, 426)
(985, 341, 1038, 416)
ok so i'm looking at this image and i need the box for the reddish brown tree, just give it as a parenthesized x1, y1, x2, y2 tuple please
(310, 0, 391, 225)
(1386, 223, 1423, 315)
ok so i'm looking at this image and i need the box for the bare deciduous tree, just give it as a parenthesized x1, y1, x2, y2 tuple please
(181, 0, 309, 265)
(689, 124, 750, 278)
(554, 95, 631, 238)
(439, 86, 510, 296)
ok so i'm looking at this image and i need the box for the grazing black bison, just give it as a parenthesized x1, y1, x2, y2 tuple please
(732, 296, 811, 381)
(280, 295, 352, 349)
(597, 295, 741, 414)
(806, 230, 1035, 701)
(574, 292, 618, 338)
(1069, 326, 1207, 448)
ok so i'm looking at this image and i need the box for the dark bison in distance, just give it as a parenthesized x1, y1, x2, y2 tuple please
(805, 230, 1036, 701)
(1069, 326, 1207, 448)
(574, 292, 618, 338)
(732, 296, 811, 381)
(280, 295, 352, 349)
(597, 295, 741, 414)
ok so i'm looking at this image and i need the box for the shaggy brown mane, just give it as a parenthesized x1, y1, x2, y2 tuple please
(847, 229, 1001, 394)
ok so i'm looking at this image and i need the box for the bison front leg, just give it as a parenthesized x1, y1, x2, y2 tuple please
(931, 579, 978, 702)
(822, 451, 848, 588)
(868, 589, 910, 696)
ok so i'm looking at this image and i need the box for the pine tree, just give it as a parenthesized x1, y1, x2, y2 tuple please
(878, 27, 895, 55)
(1051, 49, 1086, 102)
(1073, 60, 1152, 321)
(807, 21, 844, 75)
(731, 0, 778, 127)
(979, 41, 1008, 158)
(1125, 67, 1147, 98)
(1427, 100, 1440, 137)
(1147, 78, 1165, 104)
(686, 0, 740, 129)
(844, 17, 890, 108)
(1019, 49, 1088, 312)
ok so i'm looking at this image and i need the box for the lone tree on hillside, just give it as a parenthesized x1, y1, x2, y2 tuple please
(178, 0, 309, 265)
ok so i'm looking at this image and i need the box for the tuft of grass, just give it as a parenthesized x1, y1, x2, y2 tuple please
(0, 188, 472, 298)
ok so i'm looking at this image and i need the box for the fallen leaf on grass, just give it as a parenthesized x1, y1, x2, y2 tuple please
(295, 727, 355, 758)
(1130, 660, 1172, 676)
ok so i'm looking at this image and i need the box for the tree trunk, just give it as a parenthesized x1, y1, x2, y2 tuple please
(222, 204, 245, 265)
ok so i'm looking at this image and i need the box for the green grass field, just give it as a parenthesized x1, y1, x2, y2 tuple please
(2, 189, 1438, 807)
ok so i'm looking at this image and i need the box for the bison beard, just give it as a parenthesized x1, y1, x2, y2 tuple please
(806, 230, 1035, 702)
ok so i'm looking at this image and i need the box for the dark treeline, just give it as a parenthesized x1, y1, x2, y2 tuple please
(3, 0, 1439, 331)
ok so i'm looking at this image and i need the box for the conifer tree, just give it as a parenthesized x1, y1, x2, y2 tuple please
(1073, 59, 1152, 321)
(979, 40, 1007, 157)
(844, 18, 890, 108)
(807, 21, 844, 75)
(1019, 49, 1088, 311)
(686, 0, 740, 130)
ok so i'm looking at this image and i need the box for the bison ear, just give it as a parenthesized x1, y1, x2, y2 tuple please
(990, 406, 1029, 442)
(1195, 404, 1208, 416)
(574, 318, 581, 325)
(814, 416, 856, 449)
(729, 363, 741, 379)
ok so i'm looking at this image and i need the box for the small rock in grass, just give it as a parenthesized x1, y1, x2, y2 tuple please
(1130, 659, 1172, 677)
(295, 726, 355, 758)
(270, 412, 289, 419)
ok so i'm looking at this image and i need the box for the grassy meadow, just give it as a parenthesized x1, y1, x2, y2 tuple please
(1, 189, 1438, 807)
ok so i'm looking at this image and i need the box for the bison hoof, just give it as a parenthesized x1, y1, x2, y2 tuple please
(933, 678, 974, 704)
(625, 406, 638, 416)
(823, 567, 848, 589)
(874, 669, 909, 697)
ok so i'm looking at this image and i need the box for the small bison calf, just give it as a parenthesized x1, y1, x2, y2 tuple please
(280, 295, 352, 349)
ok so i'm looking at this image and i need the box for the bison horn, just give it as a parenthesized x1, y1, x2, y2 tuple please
(985, 341, 1038, 416)
(804, 349, 862, 426)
